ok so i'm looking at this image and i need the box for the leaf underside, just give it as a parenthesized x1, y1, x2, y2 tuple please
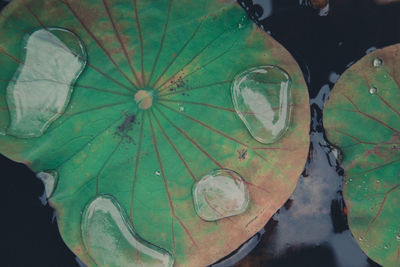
(0, 0, 310, 266)
(324, 44, 400, 267)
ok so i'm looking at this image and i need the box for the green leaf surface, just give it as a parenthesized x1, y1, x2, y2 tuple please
(0, 0, 310, 266)
(324, 45, 400, 267)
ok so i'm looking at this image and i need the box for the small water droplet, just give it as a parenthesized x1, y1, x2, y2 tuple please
(231, 65, 292, 144)
(238, 23, 243, 29)
(396, 234, 400, 241)
(36, 170, 58, 198)
(384, 244, 390, 249)
(192, 169, 249, 221)
(373, 58, 383, 67)
(359, 236, 364, 241)
(155, 170, 161, 176)
(369, 87, 377, 95)
(179, 106, 184, 112)
(82, 195, 174, 266)
(6, 28, 87, 138)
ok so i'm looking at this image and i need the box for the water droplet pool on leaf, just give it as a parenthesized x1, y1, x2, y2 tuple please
(231, 65, 292, 144)
(81, 195, 174, 267)
(192, 169, 249, 221)
(6, 28, 87, 138)
(369, 87, 377, 94)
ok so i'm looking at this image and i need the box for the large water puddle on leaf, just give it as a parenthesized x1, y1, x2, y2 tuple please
(231, 65, 291, 144)
(193, 169, 249, 221)
(81, 195, 174, 267)
(6, 27, 86, 138)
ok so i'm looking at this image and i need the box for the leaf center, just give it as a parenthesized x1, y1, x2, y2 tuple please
(134, 89, 154, 110)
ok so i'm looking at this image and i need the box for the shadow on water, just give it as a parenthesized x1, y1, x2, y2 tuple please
(2, 0, 400, 266)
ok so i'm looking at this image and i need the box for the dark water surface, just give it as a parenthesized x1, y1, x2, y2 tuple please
(2, 0, 400, 266)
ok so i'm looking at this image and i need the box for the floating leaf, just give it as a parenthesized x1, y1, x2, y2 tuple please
(324, 44, 400, 267)
(0, 0, 310, 266)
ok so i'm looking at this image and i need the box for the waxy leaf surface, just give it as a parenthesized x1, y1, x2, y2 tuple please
(324, 44, 400, 267)
(0, 0, 310, 266)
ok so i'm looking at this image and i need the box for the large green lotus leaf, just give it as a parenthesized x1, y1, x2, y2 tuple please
(324, 45, 400, 267)
(0, 0, 310, 266)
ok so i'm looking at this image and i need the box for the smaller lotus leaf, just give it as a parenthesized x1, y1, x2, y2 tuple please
(324, 44, 400, 267)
